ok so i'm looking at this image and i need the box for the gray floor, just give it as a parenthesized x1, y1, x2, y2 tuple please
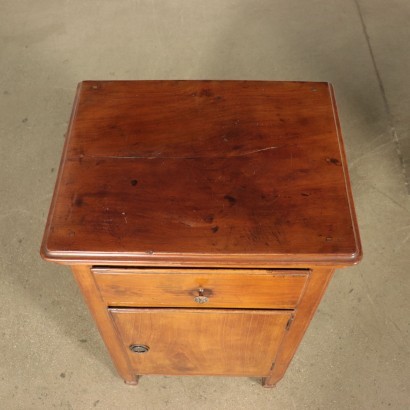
(1, 1, 409, 409)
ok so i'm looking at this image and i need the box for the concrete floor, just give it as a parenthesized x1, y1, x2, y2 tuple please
(1, 1, 409, 409)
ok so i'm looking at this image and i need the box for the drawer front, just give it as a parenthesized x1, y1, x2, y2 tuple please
(93, 268, 309, 309)
(110, 308, 292, 376)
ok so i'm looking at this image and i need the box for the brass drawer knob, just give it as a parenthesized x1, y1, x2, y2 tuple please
(194, 288, 209, 304)
(129, 344, 149, 353)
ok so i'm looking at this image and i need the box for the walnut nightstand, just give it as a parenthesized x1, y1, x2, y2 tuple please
(41, 80, 361, 387)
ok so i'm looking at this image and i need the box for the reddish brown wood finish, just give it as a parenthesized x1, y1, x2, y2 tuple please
(110, 308, 291, 376)
(41, 81, 362, 387)
(41, 81, 361, 267)
(93, 268, 308, 309)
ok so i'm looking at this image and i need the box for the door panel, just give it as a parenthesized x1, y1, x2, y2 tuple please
(110, 308, 292, 376)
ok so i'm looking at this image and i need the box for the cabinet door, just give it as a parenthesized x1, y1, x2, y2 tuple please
(110, 308, 292, 376)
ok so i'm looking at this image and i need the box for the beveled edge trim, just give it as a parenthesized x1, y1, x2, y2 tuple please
(40, 248, 361, 267)
(328, 83, 363, 264)
(40, 82, 84, 264)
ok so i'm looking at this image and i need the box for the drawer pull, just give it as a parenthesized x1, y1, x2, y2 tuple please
(129, 344, 150, 354)
(194, 288, 209, 304)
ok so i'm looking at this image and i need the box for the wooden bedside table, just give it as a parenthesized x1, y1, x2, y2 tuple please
(41, 80, 361, 387)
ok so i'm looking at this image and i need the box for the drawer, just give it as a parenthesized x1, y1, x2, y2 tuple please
(110, 308, 292, 376)
(93, 268, 309, 309)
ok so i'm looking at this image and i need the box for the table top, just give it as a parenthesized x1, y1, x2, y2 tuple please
(41, 81, 361, 267)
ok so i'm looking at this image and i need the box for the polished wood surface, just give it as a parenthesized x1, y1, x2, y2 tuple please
(40, 81, 362, 387)
(110, 308, 291, 376)
(41, 80, 361, 266)
(93, 268, 308, 309)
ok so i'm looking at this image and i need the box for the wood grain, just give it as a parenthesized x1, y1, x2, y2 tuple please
(40, 81, 362, 387)
(262, 267, 334, 387)
(110, 308, 292, 376)
(41, 80, 361, 266)
(93, 268, 308, 309)
(70, 265, 137, 384)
